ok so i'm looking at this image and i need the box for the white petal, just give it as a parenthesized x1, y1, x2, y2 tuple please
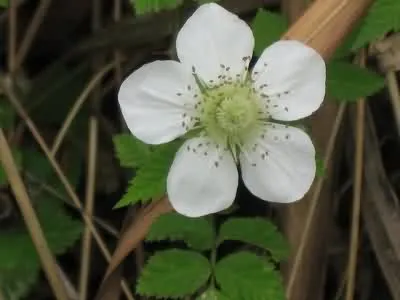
(252, 40, 326, 121)
(239, 123, 316, 203)
(118, 60, 199, 145)
(167, 137, 238, 217)
(176, 3, 254, 83)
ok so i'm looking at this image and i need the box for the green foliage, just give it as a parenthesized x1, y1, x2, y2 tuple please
(215, 251, 285, 300)
(0, 0, 7, 7)
(28, 62, 90, 126)
(133, 0, 184, 15)
(132, 0, 220, 13)
(327, 61, 385, 101)
(0, 149, 22, 185)
(351, 0, 400, 51)
(115, 140, 181, 208)
(335, 0, 400, 57)
(0, 148, 83, 298)
(113, 134, 150, 168)
(251, 9, 288, 56)
(218, 218, 289, 260)
(197, 289, 230, 300)
(0, 269, 38, 300)
(0, 99, 15, 129)
(137, 249, 211, 298)
(316, 153, 326, 178)
(147, 212, 214, 250)
(196, 0, 220, 4)
(0, 198, 82, 299)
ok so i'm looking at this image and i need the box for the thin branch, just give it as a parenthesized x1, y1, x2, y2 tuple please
(1, 78, 133, 298)
(345, 51, 366, 300)
(26, 172, 119, 237)
(50, 62, 115, 155)
(8, 0, 17, 73)
(79, 116, 98, 300)
(0, 129, 69, 300)
(386, 71, 400, 136)
(79, 2, 102, 297)
(14, 0, 53, 70)
(285, 103, 346, 299)
(0, 288, 6, 300)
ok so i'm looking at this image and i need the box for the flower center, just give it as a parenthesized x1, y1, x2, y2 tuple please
(216, 94, 254, 134)
(198, 82, 262, 148)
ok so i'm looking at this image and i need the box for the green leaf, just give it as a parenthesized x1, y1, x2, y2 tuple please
(316, 153, 326, 178)
(0, 268, 38, 300)
(0, 199, 82, 270)
(28, 62, 90, 125)
(0, 0, 7, 8)
(113, 134, 150, 168)
(215, 251, 285, 300)
(137, 249, 211, 298)
(327, 62, 385, 101)
(351, 0, 400, 51)
(0, 149, 22, 185)
(115, 141, 181, 208)
(0, 98, 15, 129)
(147, 212, 214, 250)
(197, 288, 230, 300)
(218, 218, 289, 260)
(133, 0, 184, 15)
(23, 149, 53, 182)
(196, 0, 220, 4)
(251, 10, 288, 56)
(0, 197, 82, 299)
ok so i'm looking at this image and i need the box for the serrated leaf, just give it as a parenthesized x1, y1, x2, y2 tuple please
(133, 0, 184, 15)
(215, 251, 285, 300)
(147, 212, 214, 250)
(0, 197, 82, 299)
(137, 249, 211, 298)
(0, 268, 38, 300)
(0, 199, 82, 271)
(115, 141, 181, 208)
(351, 0, 400, 50)
(327, 62, 385, 101)
(113, 134, 150, 168)
(218, 218, 289, 260)
(252, 10, 288, 56)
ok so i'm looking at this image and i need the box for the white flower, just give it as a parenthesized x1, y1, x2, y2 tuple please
(118, 3, 326, 217)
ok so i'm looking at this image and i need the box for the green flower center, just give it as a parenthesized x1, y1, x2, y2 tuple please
(198, 82, 262, 148)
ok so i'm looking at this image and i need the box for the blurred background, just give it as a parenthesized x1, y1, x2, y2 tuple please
(0, 0, 399, 299)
